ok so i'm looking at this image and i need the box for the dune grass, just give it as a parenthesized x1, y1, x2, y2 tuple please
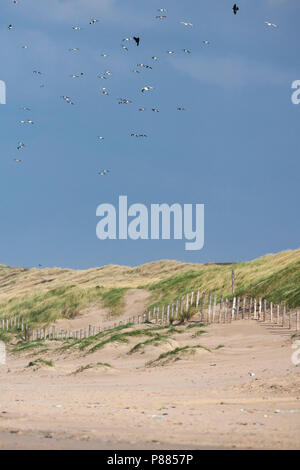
(146, 251, 300, 308)
(0, 285, 128, 327)
(72, 362, 112, 375)
(0, 248, 299, 327)
(147, 344, 211, 367)
(128, 334, 169, 354)
(27, 358, 53, 368)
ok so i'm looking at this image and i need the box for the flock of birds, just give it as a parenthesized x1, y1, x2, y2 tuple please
(7, 2, 279, 174)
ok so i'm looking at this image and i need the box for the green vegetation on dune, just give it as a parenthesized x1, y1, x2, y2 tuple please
(146, 251, 300, 308)
(59, 323, 184, 354)
(0, 249, 300, 327)
(147, 344, 211, 367)
(72, 362, 112, 375)
(0, 285, 128, 327)
(27, 358, 53, 368)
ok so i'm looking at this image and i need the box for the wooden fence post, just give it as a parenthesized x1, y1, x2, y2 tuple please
(236, 297, 240, 318)
(242, 297, 246, 319)
(283, 305, 286, 327)
(224, 298, 229, 323)
(212, 294, 217, 322)
(196, 290, 200, 308)
(270, 302, 273, 323)
(201, 293, 206, 321)
(180, 296, 184, 315)
(231, 297, 236, 321)
(219, 296, 224, 323)
(185, 293, 189, 312)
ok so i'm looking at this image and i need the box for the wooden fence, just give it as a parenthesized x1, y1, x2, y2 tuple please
(1, 292, 299, 342)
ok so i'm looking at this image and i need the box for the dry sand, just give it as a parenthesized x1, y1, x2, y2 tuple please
(0, 320, 299, 450)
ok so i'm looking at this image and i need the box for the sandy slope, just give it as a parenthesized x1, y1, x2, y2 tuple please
(0, 320, 299, 450)
(54, 289, 151, 331)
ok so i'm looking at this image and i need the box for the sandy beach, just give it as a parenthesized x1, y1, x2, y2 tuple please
(0, 320, 299, 450)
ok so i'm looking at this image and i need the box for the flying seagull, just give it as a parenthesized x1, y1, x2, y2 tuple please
(133, 36, 140, 46)
(98, 169, 110, 176)
(141, 86, 153, 93)
(14, 158, 22, 163)
(233, 4, 239, 15)
(118, 98, 132, 104)
(17, 141, 25, 150)
(156, 15, 166, 20)
(20, 119, 34, 124)
(61, 96, 74, 105)
(265, 21, 279, 28)
(137, 63, 152, 70)
(89, 19, 99, 25)
(183, 49, 191, 54)
(180, 21, 193, 27)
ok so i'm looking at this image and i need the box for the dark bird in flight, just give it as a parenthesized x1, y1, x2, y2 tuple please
(133, 36, 140, 46)
(233, 4, 239, 15)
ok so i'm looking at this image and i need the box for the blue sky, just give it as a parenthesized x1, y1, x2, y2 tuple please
(0, 0, 299, 269)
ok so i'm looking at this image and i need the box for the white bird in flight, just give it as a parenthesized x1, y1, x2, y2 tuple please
(265, 21, 279, 28)
(180, 21, 193, 27)
(141, 86, 153, 93)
